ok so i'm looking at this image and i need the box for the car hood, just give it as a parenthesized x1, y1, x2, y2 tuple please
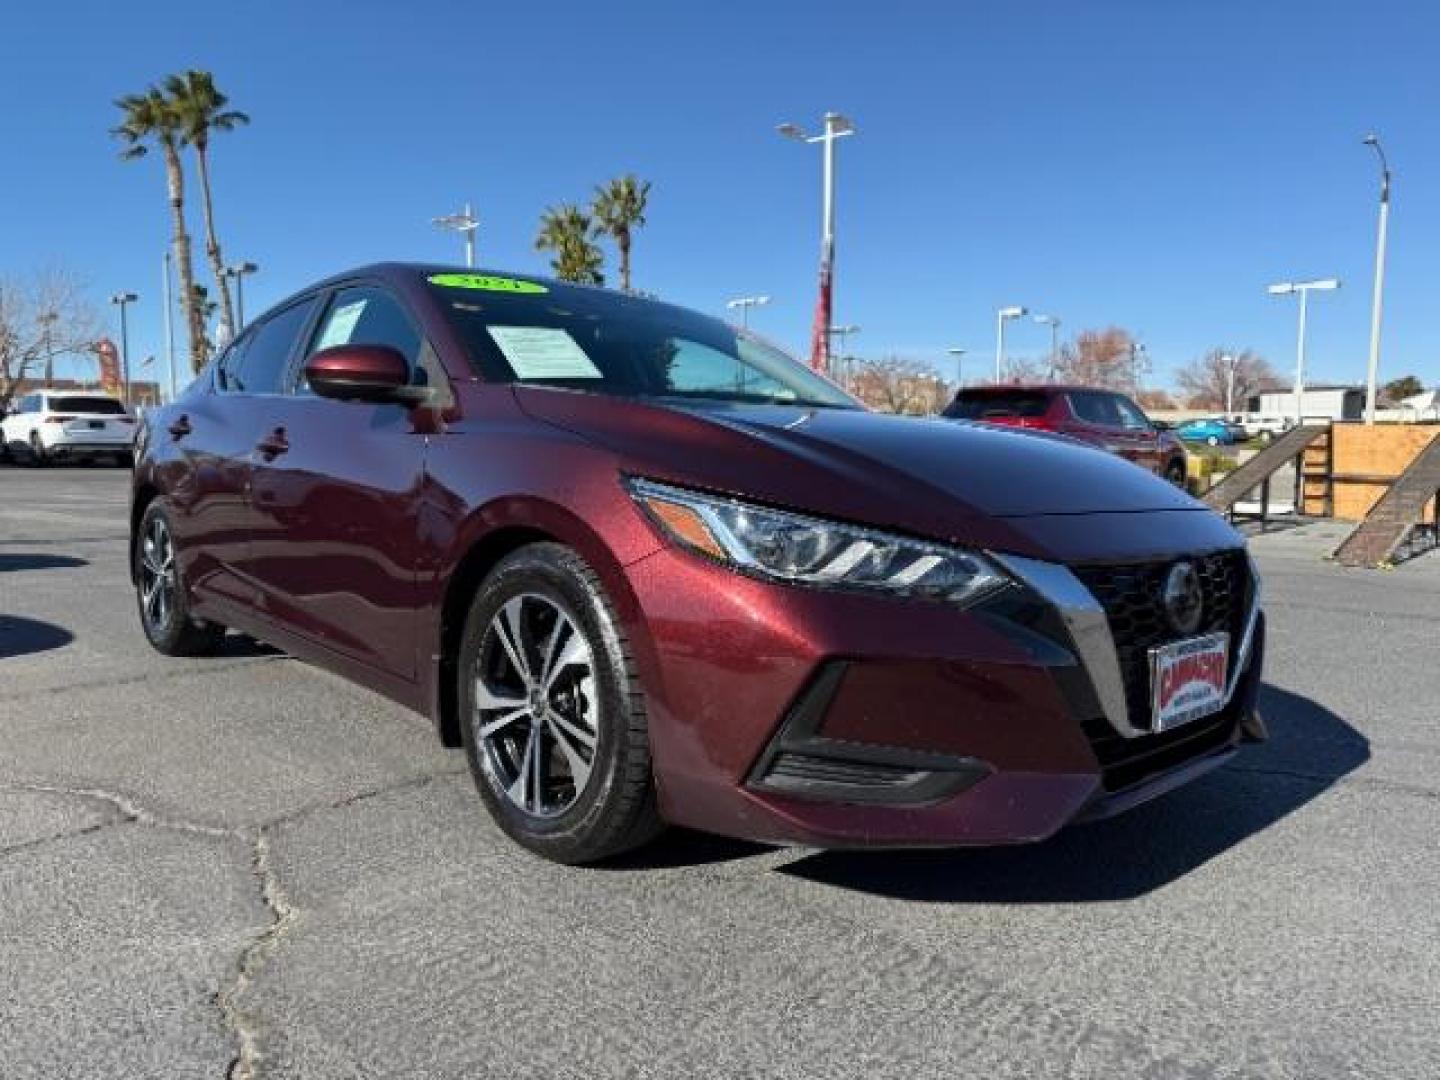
(512, 389, 1220, 558)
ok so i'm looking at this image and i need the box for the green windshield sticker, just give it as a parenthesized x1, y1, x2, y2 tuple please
(427, 273, 548, 294)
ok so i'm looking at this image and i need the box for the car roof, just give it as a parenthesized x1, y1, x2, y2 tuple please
(955, 384, 1126, 395)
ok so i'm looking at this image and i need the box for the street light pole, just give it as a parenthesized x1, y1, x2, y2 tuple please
(995, 305, 1028, 383)
(109, 292, 138, 405)
(725, 295, 771, 329)
(1362, 135, 1391, 425)
(162, 253, 177, 402)
(778, 112, 856, 376)
(1033, 314, 1060, 379)
(223, 262, 259, 330)
(433, 203, 480, 268)
(1222, 352, 1237, 416)
(38, 310, 57, 388)
(947, 348, 967, 390)
(1268, 278, 1340, 425)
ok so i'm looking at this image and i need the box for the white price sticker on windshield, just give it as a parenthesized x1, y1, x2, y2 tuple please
(487, 326, 602, 380)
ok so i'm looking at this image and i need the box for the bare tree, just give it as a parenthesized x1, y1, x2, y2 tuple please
(0, 269, 103, 414)
(1052, 327, 1145, 391)
(847, 356, 949, 415)
(1174, 348, 1280, 411)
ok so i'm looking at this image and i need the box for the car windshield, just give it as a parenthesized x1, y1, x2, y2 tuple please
(944, 390, 1050, 420)
(429, 279, 857, 410)
(50, 396, 126, 414)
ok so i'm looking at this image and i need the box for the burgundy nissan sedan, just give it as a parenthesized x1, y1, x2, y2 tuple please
(131, 264, 1266, 863)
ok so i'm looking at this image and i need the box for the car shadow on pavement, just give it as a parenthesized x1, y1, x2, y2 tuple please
(0, 615, 75, 658)
(0, 553, 89, 572)
(772, 684, 1369, 903)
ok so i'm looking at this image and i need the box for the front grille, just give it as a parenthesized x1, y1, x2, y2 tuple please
(1072, 550, 1251, 735)
(1081, 707, 1240, 792)
(766, 753, 924, 790)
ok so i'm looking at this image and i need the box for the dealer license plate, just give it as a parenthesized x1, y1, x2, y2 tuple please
(1149, 633, 1229, 732)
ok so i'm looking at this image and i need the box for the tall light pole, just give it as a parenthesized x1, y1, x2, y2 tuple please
(1268, 278, 1340, 425)
(947, 347, 967, 390)
(1362, 135, 1391, 424)
(1033, 314, 1060, 379)
(162, 253, 177, 402)
(725, 295, 771, 329)
(433, 203, 480, 268)
(778, 112, 856, 375)
(995, 305, 1028, 383)
(223, 262, 259, 330)
(1221, 352, 1238, 416)
(109, 292, 138, 405)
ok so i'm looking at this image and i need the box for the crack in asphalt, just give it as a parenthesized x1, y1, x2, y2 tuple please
(0, 768, 466, 1080)
(0, 653, 291, 705)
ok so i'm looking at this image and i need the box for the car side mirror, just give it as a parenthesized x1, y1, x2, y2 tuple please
(304, 345, 425, 404)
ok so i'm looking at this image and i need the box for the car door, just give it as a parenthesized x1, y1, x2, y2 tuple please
(244, 283, 433, 680)
(1112, 394, 1164, 473)
(167, 300, 319, 614)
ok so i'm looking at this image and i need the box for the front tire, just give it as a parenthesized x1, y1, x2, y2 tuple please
(458, 543, 662, 864)
(134, 501, 225, 656)
(27, 432, 48, 467)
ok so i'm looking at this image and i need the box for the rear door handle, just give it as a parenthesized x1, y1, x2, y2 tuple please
(255, 429, 289, 460)
(168, 415, 192, 439)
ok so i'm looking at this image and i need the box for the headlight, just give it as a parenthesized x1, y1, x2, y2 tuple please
(627, 478, 1008, 606)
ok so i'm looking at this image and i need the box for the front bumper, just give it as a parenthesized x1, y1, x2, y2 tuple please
(625, 538, 1263, 849)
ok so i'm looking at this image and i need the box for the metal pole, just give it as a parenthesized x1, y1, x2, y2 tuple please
(1049, 323, 1059, 379)
(1294, 288, 1309, 426)
(118, 300, 131, 406)
(464, 202, 476, 268)
(1224, 354, 1236, 416)
(995, 310, 1005, 384)
(1364, 151, 1390, 424)
(163, 253, 177, 402)
(234, 273, 246, 330)
(818, 117, 838, 377)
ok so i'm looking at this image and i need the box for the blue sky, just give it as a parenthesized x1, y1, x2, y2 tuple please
(3, 0, 1438, 392)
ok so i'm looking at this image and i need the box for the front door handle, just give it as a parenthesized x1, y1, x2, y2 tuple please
(255, 428, 289, 460)
(168, 415, 192, 439)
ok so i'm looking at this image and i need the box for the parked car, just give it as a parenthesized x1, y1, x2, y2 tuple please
(1240, 415, 1294, 445)
(130, 264, 1266, 863)
(1, 391, 135, 465)
(1174, 417, 1238, 447)
(942, 386, 1189, 486)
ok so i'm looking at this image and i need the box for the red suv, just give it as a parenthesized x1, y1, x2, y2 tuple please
(944, 386, 1188, 486)
(130, 265, 1263, 863)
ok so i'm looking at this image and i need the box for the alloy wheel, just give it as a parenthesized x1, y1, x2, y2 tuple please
(138, 514, 176, 633)
(473, 593, 600, 819)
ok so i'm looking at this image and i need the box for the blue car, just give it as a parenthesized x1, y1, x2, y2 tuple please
(1174, 418, 1237, 446)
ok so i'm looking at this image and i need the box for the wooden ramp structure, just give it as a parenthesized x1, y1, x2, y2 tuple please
(1202, 425, 1330, 519)
(1332, 435, 1440, 567)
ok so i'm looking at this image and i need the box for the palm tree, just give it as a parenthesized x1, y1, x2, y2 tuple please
(535, 204, 605, 285)
(113, 89, 207, 370)
(165, 70, 249, 344)
(591, 175, 650, 293)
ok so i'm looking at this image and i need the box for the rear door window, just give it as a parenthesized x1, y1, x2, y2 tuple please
(229, 299, 318, 394)
(1068, 391, 1123, 427)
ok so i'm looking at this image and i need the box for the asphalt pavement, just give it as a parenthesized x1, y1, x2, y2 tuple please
(2, 466, 1437, 1079)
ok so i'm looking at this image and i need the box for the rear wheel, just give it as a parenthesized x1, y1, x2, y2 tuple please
(458, 543, 662, 864)
(134, 502, 225, 656)
(27, 432, 47, 467)
(1164, 460, 1188, 488)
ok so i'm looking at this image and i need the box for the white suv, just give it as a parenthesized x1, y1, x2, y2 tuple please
(1, 391, 136, 466)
